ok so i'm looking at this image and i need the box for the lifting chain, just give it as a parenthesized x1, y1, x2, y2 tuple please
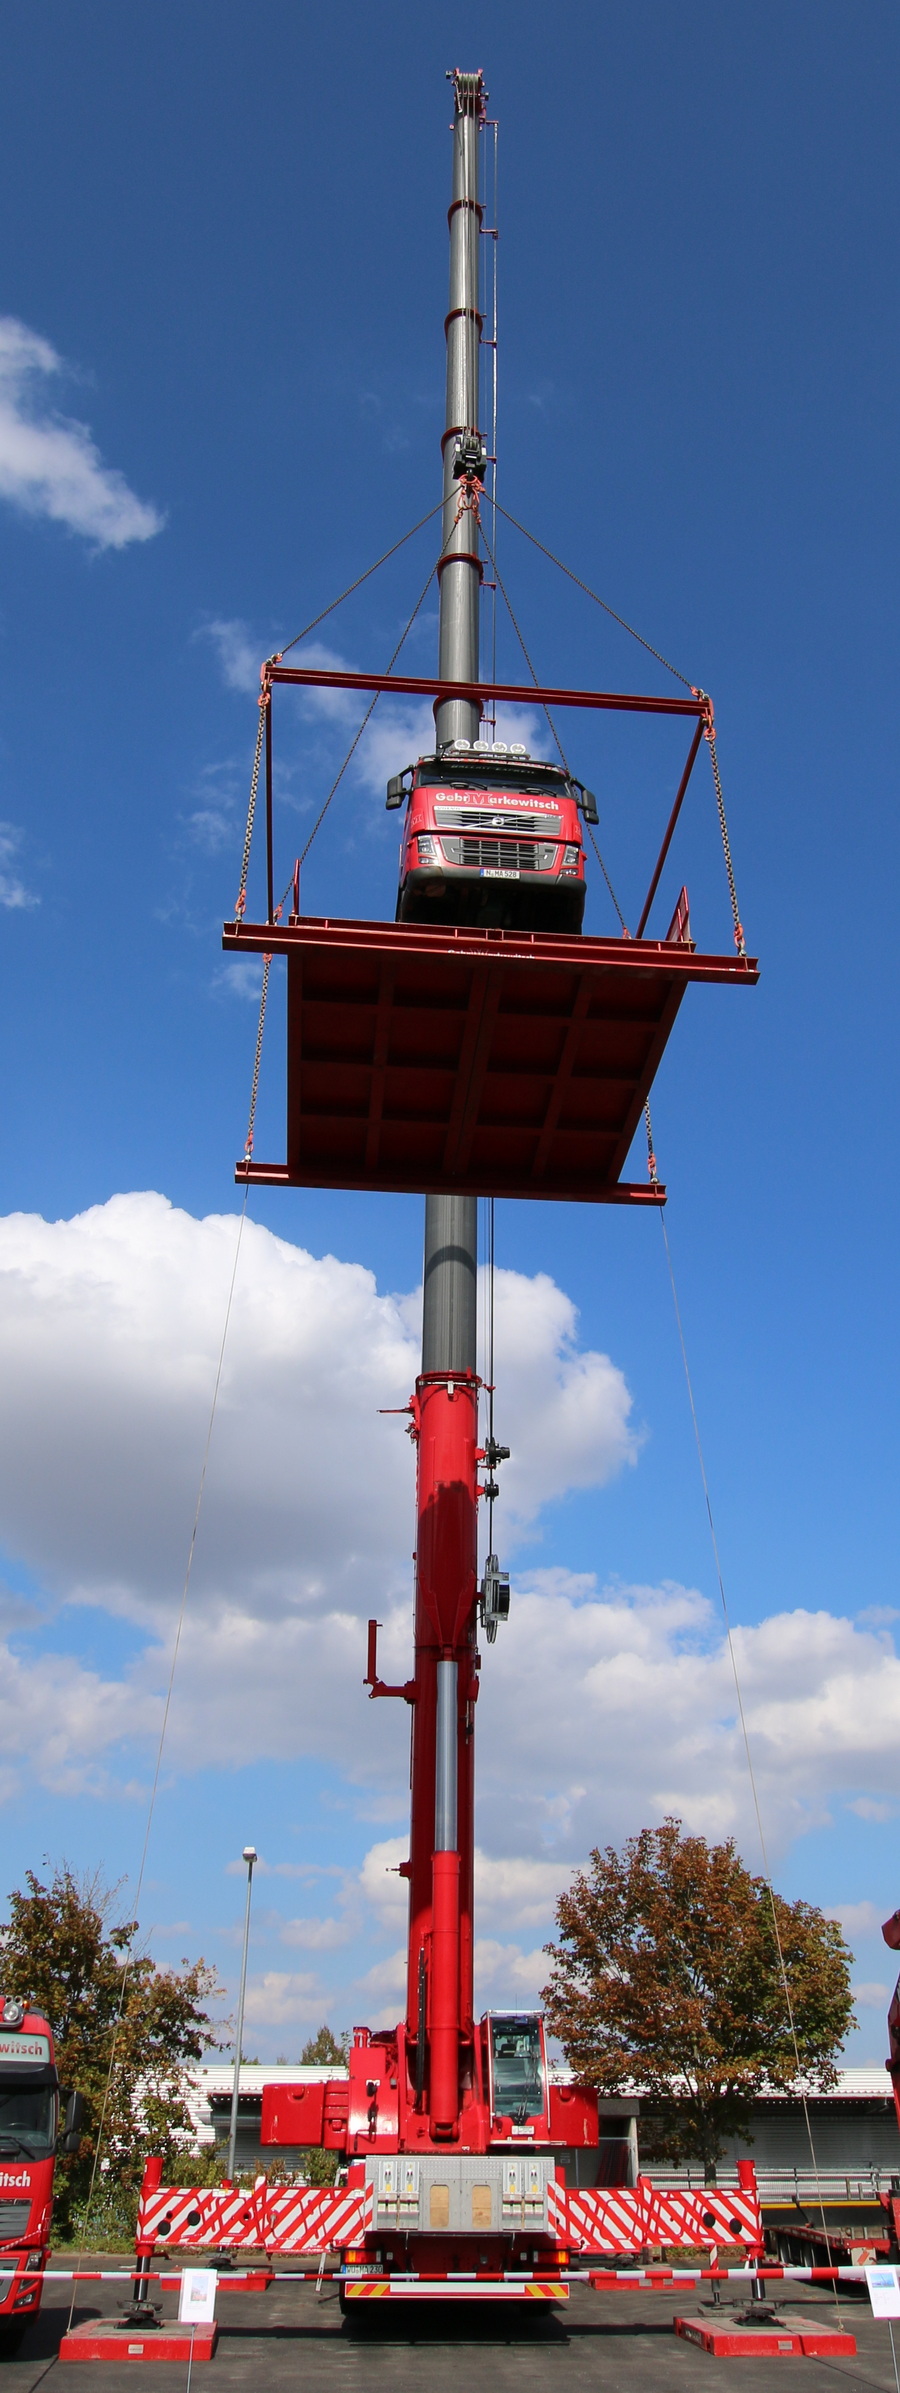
(242, 954, 271, 1163)
(234, 671, 273, 921)
(695, 693, 746, 957)
(644, 1099, 659, 1186)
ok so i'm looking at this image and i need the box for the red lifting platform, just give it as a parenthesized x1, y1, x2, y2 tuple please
(225, 908, 758, 1204)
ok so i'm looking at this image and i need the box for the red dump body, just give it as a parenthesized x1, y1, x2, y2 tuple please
(0, 2004, 59, 2340)
(394, 747, 589, 934)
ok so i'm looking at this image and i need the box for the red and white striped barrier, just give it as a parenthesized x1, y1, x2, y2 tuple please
(547, 2179, 763, 2257)
(135, 2177, 372, 2257)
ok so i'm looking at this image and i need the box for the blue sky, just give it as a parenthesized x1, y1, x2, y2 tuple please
(0, 0, 897, 2065)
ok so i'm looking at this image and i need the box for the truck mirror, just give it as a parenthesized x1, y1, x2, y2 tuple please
(580, 787, 599, 824)
(386, 775, 408, 810)
(59, 2088, 84, 2151)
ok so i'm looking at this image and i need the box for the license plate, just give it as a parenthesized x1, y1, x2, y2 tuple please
(481, 868, 520, 879)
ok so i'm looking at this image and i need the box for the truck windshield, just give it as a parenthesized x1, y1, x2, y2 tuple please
(489, 2016, 545, 2120)
(417, 761, 570, 798)
(0, 2080, 56, 2155)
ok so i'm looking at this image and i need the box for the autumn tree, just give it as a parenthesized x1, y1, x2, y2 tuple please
(0, 1865, 222, 2227)
(541, 1818, 855, 2183)
(289, 2023, 349, 2185)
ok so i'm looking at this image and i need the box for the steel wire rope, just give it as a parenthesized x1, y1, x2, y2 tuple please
(232, 503, 446, 923)
(477, 515, 629, 932)
(275, 499, 446, 660)
(649, 1163, 846, 2325)
(481, 509, 746, 957)
(296, 506, 472, 873)
(491, 499, 695, 689)
(67, 1187, 250, 2303)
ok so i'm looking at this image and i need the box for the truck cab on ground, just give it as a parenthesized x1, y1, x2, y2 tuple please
(0, 1996, 82, 2352)
(389, 739, 598, 934)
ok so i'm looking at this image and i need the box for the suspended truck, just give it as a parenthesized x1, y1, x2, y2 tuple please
(135, 67, 761, 2305)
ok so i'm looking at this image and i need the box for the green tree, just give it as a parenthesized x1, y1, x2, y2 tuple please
(300, 2024, 348, 2068)
(0, 1865, 223, 2230)
(541, 1818, 855, 2183)
(293, 2023, 349, 2185)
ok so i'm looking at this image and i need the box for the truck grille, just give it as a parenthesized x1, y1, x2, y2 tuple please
(0, 2199, 30, 2238)
(435, 806, 562, 835)
(440, 836, 559, 873)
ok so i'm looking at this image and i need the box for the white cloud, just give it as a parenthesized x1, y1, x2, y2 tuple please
(0, 1194, 634, 1796)
(0, 317, 164, 548)
(242, 1971, 327, 2029)
(2, 1192, 900, 1905)
(0, 824, 38, 911)
(474, 1940, 548, 2003)
(212, 959, 265, 1001)
(847, 1798, 894, 1823)
(200, 620, 262, 695)
(852, 1982, 890, 2008)
(826, 1901, 884, 1937)
(356, 1950, 407, 2004)
(280, 1915, 356, 1952)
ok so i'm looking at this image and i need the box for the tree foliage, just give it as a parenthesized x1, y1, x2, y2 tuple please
(0, 1865, 222, 2227)
(541, 1819, 855, 2182)
(300, 2024, 348, 2068)
(294, 2023, 349, 2183)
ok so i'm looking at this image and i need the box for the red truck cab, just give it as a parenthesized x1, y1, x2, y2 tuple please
(0, 1995, 81, 2352)
(388, 739, 599, 934)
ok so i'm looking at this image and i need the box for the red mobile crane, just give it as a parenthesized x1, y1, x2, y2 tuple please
(134, 69, 762, 2304)
(0, 1997, 82, 2349)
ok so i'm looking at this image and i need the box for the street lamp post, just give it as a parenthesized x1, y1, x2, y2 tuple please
(226, 1845, 257, 2184)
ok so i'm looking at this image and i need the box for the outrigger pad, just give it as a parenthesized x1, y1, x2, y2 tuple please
(225, 915, 757, 1206)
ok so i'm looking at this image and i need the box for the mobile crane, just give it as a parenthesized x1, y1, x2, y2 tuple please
(134, 67, 761, 2305)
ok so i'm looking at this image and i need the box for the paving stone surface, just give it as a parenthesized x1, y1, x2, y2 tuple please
(1, 2254, 896, 2391)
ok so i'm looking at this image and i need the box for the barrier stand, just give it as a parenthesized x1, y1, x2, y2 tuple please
(674, 2263, 857, 2360)
(35, 2259, 867, 2360)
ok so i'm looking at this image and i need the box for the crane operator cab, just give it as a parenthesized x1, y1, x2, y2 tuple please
(387, 738, 599, 934)
(483, 2011, 550, 2132)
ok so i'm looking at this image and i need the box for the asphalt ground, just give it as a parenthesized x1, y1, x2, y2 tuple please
(1, 2255, 898, 2391)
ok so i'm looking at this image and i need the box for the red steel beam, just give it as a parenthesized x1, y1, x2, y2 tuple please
(224, 916, 756, 982)
(635, 719, 706, 939)
(268, 664, 705, 719)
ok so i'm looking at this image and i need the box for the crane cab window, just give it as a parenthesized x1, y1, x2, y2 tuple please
(487, 2013, 546, 2122)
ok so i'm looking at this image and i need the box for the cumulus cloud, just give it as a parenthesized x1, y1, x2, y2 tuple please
(0, 823, 38, 911)
(826, 1901, 884, 1937)
(469, 1570, 900, 1868)
(200, 620, 262, 695)
(0, 1193, 635, 1794)
(0, 317, 164, 548)
(0, 1195, 632, 1630)
(2, 1191, 899, 1917)
(242, 1971, 327, 2029)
